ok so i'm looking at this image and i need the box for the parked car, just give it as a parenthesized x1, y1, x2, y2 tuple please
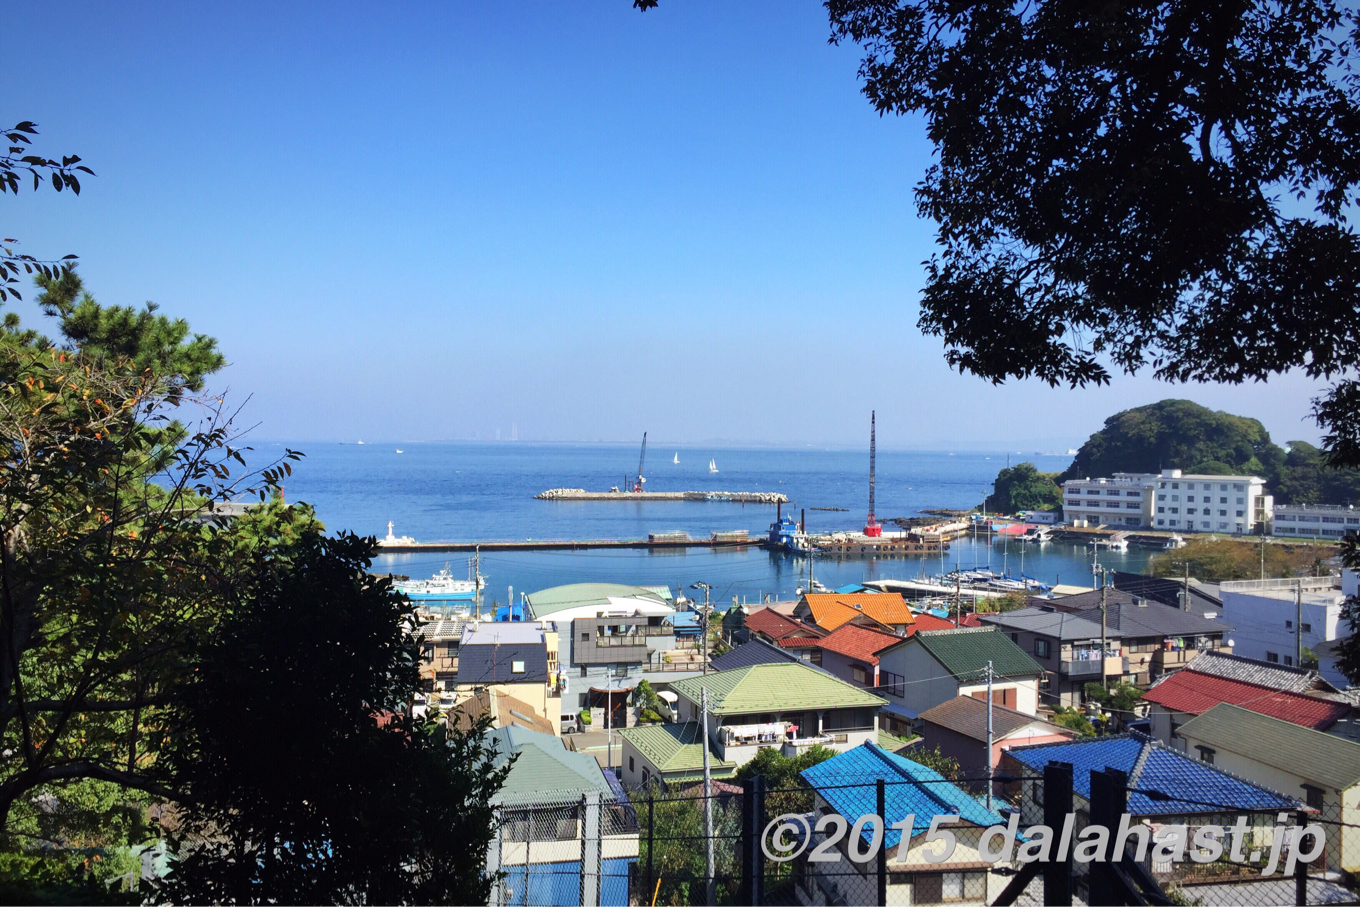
(560, 713, 581, 734)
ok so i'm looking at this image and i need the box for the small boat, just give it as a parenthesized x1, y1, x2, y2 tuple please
(708, 458, 718, 474)
(395, 449, 404, 454)
(673, 453, 679, 464)
(357, 440, 365, 445)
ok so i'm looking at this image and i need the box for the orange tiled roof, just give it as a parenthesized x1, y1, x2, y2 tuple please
(802, 593, 915, 631)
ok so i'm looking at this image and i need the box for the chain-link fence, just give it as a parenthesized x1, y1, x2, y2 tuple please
(492, 766, 1360, 906)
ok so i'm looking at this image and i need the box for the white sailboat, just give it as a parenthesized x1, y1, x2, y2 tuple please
(708, 458, 718, 474)
(673, 452, 679, 464)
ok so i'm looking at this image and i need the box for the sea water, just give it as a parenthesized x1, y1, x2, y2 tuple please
(264, 441, 1153, 604)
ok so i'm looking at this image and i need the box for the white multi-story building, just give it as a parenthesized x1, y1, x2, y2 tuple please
(1061, 473, 1157, 528)
(1220, 575, 1346, 667)
(1151, 469, 1270, 534)
(1271, 503, 1360, 540)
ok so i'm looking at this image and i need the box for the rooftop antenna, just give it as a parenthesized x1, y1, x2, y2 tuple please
(864, 411, 882, 537)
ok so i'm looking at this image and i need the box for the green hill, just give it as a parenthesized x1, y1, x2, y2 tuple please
(1059, 400, 1284, 486)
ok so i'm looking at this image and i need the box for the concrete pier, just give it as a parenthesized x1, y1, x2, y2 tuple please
(535, 488, 787, 504)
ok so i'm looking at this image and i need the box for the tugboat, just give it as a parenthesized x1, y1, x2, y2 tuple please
(767, 504, 809, 553)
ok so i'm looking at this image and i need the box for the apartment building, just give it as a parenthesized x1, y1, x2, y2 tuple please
(1270, 503, 1360, 539)
(1150, 469, 1270, 534)
(1061, 473, 1157, 528)
(1220, 575, 1348, 667)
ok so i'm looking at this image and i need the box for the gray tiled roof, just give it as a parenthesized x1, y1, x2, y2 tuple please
(980, 608, 1124, 641)
(1026, 589, 1230, 637)
(456, 640, 549, 684)
(919, 695, 1068, 743)
(709, 638, 803, 671)
(1110, 572, 1222, 609)
(1183, 649, 1337, 694)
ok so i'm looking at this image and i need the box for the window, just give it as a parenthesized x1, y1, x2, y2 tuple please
(1237, 510, 1244, 517)
(1034, 639, 1051, 659)
(512, 660, 525, 674)
(1266, 652, 1279, 663)
(1302, 623, 1312, 633)
(1171, 494, 1179, 502)
(1011, 633, 1019, 643)
(879, 671, 905, 698)
(1220, 497, 1228, 504)
(1172, 483, 1180, 489)
(581, 632, 589, 642)
(1302, 785, 1325, 810)
(942, 872, 964, 901)
(629, 756, 635, 772)
(1285, 656, 1294, 667)
(1196, 745, 1215, 765)
(1187, 495, 1196, 503)
(1234, 484, 1245, 491)
(1158, 493, 1166, 501)
(1158, 506, 1165, 513)
(1157, 519, 1165, 526)
(1171, 507, 1179, 514)
(1220, 484, 1229, 491)
(1033, 780, 1044, 806)
(1187, 508, 1196, 515)
(1286, 620, 1293, 629)
(851, 665, 869, 685)
(1219, 510, 1227, 516)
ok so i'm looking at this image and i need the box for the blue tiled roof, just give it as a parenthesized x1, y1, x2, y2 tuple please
(1004, 733, 1299, 816)
(800, 743, 1005, 851)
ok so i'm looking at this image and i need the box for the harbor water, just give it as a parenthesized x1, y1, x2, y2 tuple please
(268, 441, 1155, 605)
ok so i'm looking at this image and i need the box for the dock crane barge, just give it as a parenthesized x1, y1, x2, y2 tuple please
(631, 432, 647, 493)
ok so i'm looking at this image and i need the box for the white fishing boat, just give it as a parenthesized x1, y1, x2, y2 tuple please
(708, 458, 718, 474)
(673, 452, 679, 464)
(393, 561, 486, 603)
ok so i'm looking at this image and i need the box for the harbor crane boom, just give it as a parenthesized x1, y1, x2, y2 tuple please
(632, 432, 647, 493)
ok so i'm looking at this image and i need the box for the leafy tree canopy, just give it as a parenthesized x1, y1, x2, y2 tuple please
(899, 744, 960, 780)
(1150, 537, 1327, 582)
(1274, 440, 1360, 505)
(824, 0, 1360, 469)
(984, 462, 1061, 514)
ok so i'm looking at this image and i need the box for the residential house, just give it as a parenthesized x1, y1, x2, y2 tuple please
(744, 607, 825, 646)
(447, 687, 556, 736)
(874, 628, 1045, 737)
(417, 617, 466, 690)
(791, 592, 915, 634)
(977, 607, 1127, 706)
(667, 662, 887, 766)
(917, 695, 1075, 784)
(1175, 648, 1341, 695)
(1141, 668, 1352, 751)
(1178, 703, 1360, 872)
(486, 726, 639, 907)
(1110, 571, 1221, 612)
(1003, 733, 1298, 896)
(524, 583, 702, 717)
(991, 591, 1229, 694)
(455, 623, 564, 736)
(795, 743, 1008, 907)
(617, 721, 737, 790)
(1313, 637, 1351, 691)
(808, 624, 902, 689)
(709, 637, 809, 671)
(1220, 575, 1347, 667)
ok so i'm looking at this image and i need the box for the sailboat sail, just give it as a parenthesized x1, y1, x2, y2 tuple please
(708, 458, 718, 474)
(673, 453, 679, 464)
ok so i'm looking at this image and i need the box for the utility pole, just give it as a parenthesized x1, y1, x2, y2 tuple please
(1260, 536, 1266, 580)
(1100, 571, 1109, 693)
(1296, 581, 1304, 668)
(1183, 561, 1191, 612)
(954, 574, 961, 627)
(985, 660, 994, 811)
(701, 687, 715, 906)
(703, 586, 710, 675)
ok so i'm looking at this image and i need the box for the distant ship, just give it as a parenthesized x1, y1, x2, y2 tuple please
(673, 452, 679, 464)
(1067, 448, 1079, 455)
(708, 458, 718, 474)
(357, 440, 365, 445)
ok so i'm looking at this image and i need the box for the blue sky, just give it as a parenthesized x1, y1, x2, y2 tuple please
(5, 1, 1328, 449)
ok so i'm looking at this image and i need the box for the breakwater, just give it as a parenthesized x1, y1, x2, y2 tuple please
(535, 488, 787, 504)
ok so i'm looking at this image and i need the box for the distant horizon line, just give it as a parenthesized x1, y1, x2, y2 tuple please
(247, 438, 1083, 456)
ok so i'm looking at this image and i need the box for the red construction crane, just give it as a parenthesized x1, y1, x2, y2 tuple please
(632, 432, 647, 493)
(864, 412, 882, 537)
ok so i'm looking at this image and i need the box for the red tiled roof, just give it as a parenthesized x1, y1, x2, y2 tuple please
(813, 624, 902, 665)
(776, 636, 823, 649)
(745, 608, 817, 641)
(907, 614, 960, 635)
(956, 613, 985, 628)
(1143, 670, 1352, 730)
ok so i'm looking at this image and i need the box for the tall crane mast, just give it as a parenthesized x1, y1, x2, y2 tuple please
(864, 411, 882, 537)
(632, 432, 647, 493)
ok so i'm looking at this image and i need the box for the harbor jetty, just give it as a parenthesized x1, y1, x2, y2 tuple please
(535, 488, 787, 504)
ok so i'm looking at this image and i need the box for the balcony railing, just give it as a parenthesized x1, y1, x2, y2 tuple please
(595, 635, 652, 648)
(1060, 655, 1125, 677)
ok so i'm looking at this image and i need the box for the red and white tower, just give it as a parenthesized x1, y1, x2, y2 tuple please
(864, 411, 882, 537)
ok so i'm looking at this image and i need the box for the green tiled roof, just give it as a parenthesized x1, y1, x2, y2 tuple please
(620, 722, 736, 776)
(485, 726, 614, 804)
(913, 628, 1043, 681)
(670, 662, 886, 715)
(525, 582, 670, 617)
(1178, 703, 1360, 792)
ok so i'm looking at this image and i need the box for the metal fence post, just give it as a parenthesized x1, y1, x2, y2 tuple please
(876, 778, 887, 907)
(1296, 808, 1309, 907)
(1043, 762, 1074, 906)
(581, 792, 602, 907)
(487, 808, 504, 907)
(1089, 767, 1128, 907)
(647, 793, 655, 907)
(742, 774, 765, 907)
